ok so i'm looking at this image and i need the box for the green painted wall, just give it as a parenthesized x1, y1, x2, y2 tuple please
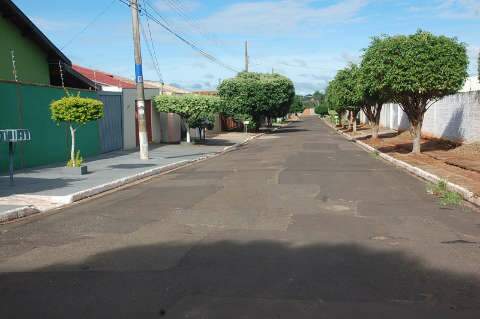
(0, 81, 101, 172)
(0, 15, 51, 84)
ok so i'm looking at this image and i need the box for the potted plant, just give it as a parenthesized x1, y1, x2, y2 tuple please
(50, 93, 104, 175)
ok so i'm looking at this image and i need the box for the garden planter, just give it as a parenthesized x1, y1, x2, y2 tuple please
(61, 165, 88, 175)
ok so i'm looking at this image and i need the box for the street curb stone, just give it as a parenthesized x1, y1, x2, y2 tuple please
(322, 118, 480, 208)
(0, 205, 40, 223)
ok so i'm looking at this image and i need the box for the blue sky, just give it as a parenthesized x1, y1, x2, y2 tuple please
(14, 0, 480, 94)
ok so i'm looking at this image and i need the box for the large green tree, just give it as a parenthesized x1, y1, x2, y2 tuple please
(154, 94, 221, 143)
(360, 44, 394, 139)
(326, 64, 363, 133)
(362, 30, 468, 153)
(218, 72, 295, 129)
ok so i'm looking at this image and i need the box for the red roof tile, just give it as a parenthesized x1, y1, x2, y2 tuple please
(72, 65, 156, 89)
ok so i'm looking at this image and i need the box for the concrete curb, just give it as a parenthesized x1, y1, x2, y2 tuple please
(1, 132, 265, 223)
(0, 205, 40, 223)
(322, 118, 480, 208)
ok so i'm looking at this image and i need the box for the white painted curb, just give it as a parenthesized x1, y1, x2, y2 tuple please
(322, 119, 480, 207)
(0, 205, 39, 223)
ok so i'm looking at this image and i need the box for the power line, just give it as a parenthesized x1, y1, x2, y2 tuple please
(139, 18, 163, 83)
(61, 0, 116, 50)
(154, 0, 231, 52)
(117, 0, 239, 73)
(141, 0, 164, 83)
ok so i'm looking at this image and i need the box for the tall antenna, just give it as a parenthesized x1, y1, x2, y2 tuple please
(244, 41, 249, 72)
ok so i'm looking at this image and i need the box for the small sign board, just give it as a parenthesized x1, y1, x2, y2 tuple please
(1, 129, 31, 186)
(243, 121, 250, 125)
(0, 129, 31, 143)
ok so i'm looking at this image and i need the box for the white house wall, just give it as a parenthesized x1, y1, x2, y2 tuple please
(122, 88, 182, 149)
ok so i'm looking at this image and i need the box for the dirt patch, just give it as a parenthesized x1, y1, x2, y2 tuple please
(343, 129, 480, 196)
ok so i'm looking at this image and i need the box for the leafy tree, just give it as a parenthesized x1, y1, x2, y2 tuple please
(362, 30, 468, 153)
(154, 94, 220, 143)
(314, 103, 329, 116)
(290, 95, 305, 115)
(359, 42, 394, 139)
(50, 94, 104, 167)
(325, 80, 346, 126)
(218, 72, 295, 129)
(326, 64, 363, 132)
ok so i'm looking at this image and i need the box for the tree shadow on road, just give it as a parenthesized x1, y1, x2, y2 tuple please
(1, 240, 479, 318)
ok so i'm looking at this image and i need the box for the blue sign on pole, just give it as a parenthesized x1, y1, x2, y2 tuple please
(135, 63, 143, 83)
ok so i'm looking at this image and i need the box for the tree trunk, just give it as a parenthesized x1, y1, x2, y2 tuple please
(70, 125, 76, 166)
(411, 120, 423, 154)
(186, 123, 191, 143)
(372, 123, 379, 139)
(352, 111, 357, 135)
(372, 103, 383, 139)
(348, 111, 352, 130)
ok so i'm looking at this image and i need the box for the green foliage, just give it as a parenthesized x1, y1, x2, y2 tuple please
(427, 180, 463, 207)
(314, 104, 329, 116)
(50, 95, 104, 125)
(325, 64, 363, 117)
(153, 94, 221, 128)
(327, 109, 339, 125)
(50, 94, 104, 167)
(218, 72, 295, 127)
(67, 150, 84, 167)
(290, 95, 305, 114)
(362, 30, 468, 152)
(363, 31, 467, 104)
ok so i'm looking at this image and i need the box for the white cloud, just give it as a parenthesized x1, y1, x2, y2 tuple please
(409, 0, 480, 18)
(438, 0, 480, 18)
(197, 0, 369, 35)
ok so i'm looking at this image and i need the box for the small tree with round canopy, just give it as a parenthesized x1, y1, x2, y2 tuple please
(50, 94, 104, 167)
(362, 30, 468, 153)
(154, 94, 220, 143)
(326, 64, 363, 133)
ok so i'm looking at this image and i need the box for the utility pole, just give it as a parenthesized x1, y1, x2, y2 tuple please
(130, 0, 149, 160)
(244, 40, 249, 72)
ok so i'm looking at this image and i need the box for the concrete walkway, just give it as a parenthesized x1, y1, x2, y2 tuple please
(0, 132, 257, 218)
(1, 117, 480, 318)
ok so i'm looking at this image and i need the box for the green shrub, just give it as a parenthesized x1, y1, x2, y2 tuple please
(67, 150, 84, 167)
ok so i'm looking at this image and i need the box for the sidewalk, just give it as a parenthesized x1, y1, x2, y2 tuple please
(0, 132, 259, 222)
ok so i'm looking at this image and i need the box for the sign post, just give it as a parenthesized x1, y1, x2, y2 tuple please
(0, 129, 31, 186)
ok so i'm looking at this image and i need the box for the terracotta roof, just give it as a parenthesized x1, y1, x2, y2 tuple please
(144, 81, 190, 94)
(72, 65, 156, 89)
(192, 90, 218, 96)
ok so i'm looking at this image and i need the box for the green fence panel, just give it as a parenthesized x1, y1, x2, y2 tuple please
(0, 81, 101, 172)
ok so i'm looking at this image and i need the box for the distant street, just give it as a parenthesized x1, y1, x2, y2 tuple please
(1, 116, 480, 318)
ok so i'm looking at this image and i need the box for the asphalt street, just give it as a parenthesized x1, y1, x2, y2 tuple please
(1, 116, 480, 318)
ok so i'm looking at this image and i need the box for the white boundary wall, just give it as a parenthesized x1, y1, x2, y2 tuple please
(359, 91, 480, 143)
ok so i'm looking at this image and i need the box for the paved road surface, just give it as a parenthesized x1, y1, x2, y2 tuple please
(1, 116, 480, 318)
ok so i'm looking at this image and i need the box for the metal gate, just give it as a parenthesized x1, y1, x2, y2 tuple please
(98, 92, 123, 153)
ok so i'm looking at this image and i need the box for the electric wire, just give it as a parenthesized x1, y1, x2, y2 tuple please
(61, 0, 117, 50)
(117, 0, 239, 73)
